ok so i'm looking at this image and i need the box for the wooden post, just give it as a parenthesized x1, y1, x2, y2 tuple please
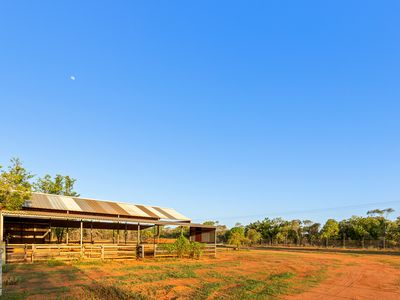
(80, 220, 83, 255)
(0, 213, 5, 265)
(125, 223, 127, 244)
(48, 221, 52, 244)
(0, 213, 3, 242)
(33, 225, 36, 244)
(66, 227, 69, 245)
(90, 222, 93, 244)
(153, 226, 156, 257)
(24, 244, 27, 262)
(214, 228, 217, 258)
(137, 223, 141, 246)
(20, 223, 23, 243)
(117, 222, 120, 245)
(31, 244, 35, 263)
(101, 244, 104, 260)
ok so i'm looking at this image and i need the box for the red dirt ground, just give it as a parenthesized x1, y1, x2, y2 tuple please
(3, 249, 400, 299)
(284, 250, 400, 300)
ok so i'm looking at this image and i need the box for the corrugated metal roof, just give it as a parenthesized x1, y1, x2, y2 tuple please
(23, 193, 190, 221)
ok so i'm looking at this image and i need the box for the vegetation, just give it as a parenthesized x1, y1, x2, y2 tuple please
(164, 234, 205, 259)
(0, 157, 79, 211)
(243, 212, 400, 249)
(34, 174, 79, 196)
(0, 158, 34, 210)
(1, 251, 330, 299)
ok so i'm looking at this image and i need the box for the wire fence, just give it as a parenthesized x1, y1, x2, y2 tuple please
(258, 238, 400, 250)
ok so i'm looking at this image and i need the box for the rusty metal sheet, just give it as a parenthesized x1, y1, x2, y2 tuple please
(152, 207, 177, 220)
(72, 197, 96, 213)
(135, 205, 159, 218)
(108, 202, 130, 216)
(47, 195, 69, 210)
(30, 193, 53, 210)
(84, 198, 109, 214)
(23, 193, 190, 221)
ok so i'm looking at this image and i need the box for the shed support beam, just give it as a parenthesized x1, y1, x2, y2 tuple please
(125, 223, 127, 244)
(137, 223, 141, 246)
(117, 222, 120, 245)
(80, 221, 83, 247)
(214, 228, 217, 257)
(49, 221, 52, 243)
(0, 213, 3, 242)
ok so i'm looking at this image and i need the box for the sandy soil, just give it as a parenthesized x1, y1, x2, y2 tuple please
(283, 250, 400, 300)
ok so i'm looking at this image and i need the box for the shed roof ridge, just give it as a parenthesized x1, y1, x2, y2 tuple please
(31, 191, 173, 211)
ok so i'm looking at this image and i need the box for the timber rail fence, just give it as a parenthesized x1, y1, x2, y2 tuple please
(6, 244, 138, 263)
(5, 243, 217, 263)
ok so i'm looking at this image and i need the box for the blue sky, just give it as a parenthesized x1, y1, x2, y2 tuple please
(1, 1, 400, 226)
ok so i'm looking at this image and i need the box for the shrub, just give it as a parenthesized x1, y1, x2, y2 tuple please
(189, 241, 205, 259)
(162, 234, 205, 259)
(163, 243, 176, 255)
(175, 234, 190, 258)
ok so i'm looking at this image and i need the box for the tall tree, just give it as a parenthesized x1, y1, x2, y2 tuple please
(34, 174, 79, 196)
(34, 174, 80, 242)
(246, 228, 262, 245)
(320, 219, 339, 247)
(0, 158, 34, 210)
(367, 208, 395, 248)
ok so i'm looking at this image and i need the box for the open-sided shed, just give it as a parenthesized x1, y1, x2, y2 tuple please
(1, 193, 216, 263)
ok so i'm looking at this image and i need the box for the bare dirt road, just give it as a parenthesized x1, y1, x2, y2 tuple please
(284, 250, 400, 300)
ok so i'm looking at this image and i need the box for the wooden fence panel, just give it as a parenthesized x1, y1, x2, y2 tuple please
(6, 244, 137, 263)
(154, 243, 216, 258)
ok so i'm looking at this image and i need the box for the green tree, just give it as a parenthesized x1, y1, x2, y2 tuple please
(34, 174, 79, 196)
(288, 219, 302, 245)
(35, 173, 80, 242)
(367, 208, 395, 248)
(246, 228, 262, 246)
(320, 219, 339, 247)
(303, 220, 320, 246)
(227, 227, 245, 249)
(0, 158, 34, 210)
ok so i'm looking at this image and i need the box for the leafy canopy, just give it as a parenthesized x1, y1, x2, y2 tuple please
(0, 158, 34, 210)
(34, 174, 79, 196)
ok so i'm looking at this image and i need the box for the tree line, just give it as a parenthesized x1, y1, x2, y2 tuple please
(204, 208, 400, 249)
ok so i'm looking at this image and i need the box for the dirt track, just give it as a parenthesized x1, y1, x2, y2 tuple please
(283, 250, 400, 300)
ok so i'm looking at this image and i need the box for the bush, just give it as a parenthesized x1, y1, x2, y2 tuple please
(189, 241, 205, 259)
(163, 234, 205, 259)
(175, 234, 190, 258)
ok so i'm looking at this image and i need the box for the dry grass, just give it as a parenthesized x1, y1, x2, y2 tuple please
(3, 249, 398, 299)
